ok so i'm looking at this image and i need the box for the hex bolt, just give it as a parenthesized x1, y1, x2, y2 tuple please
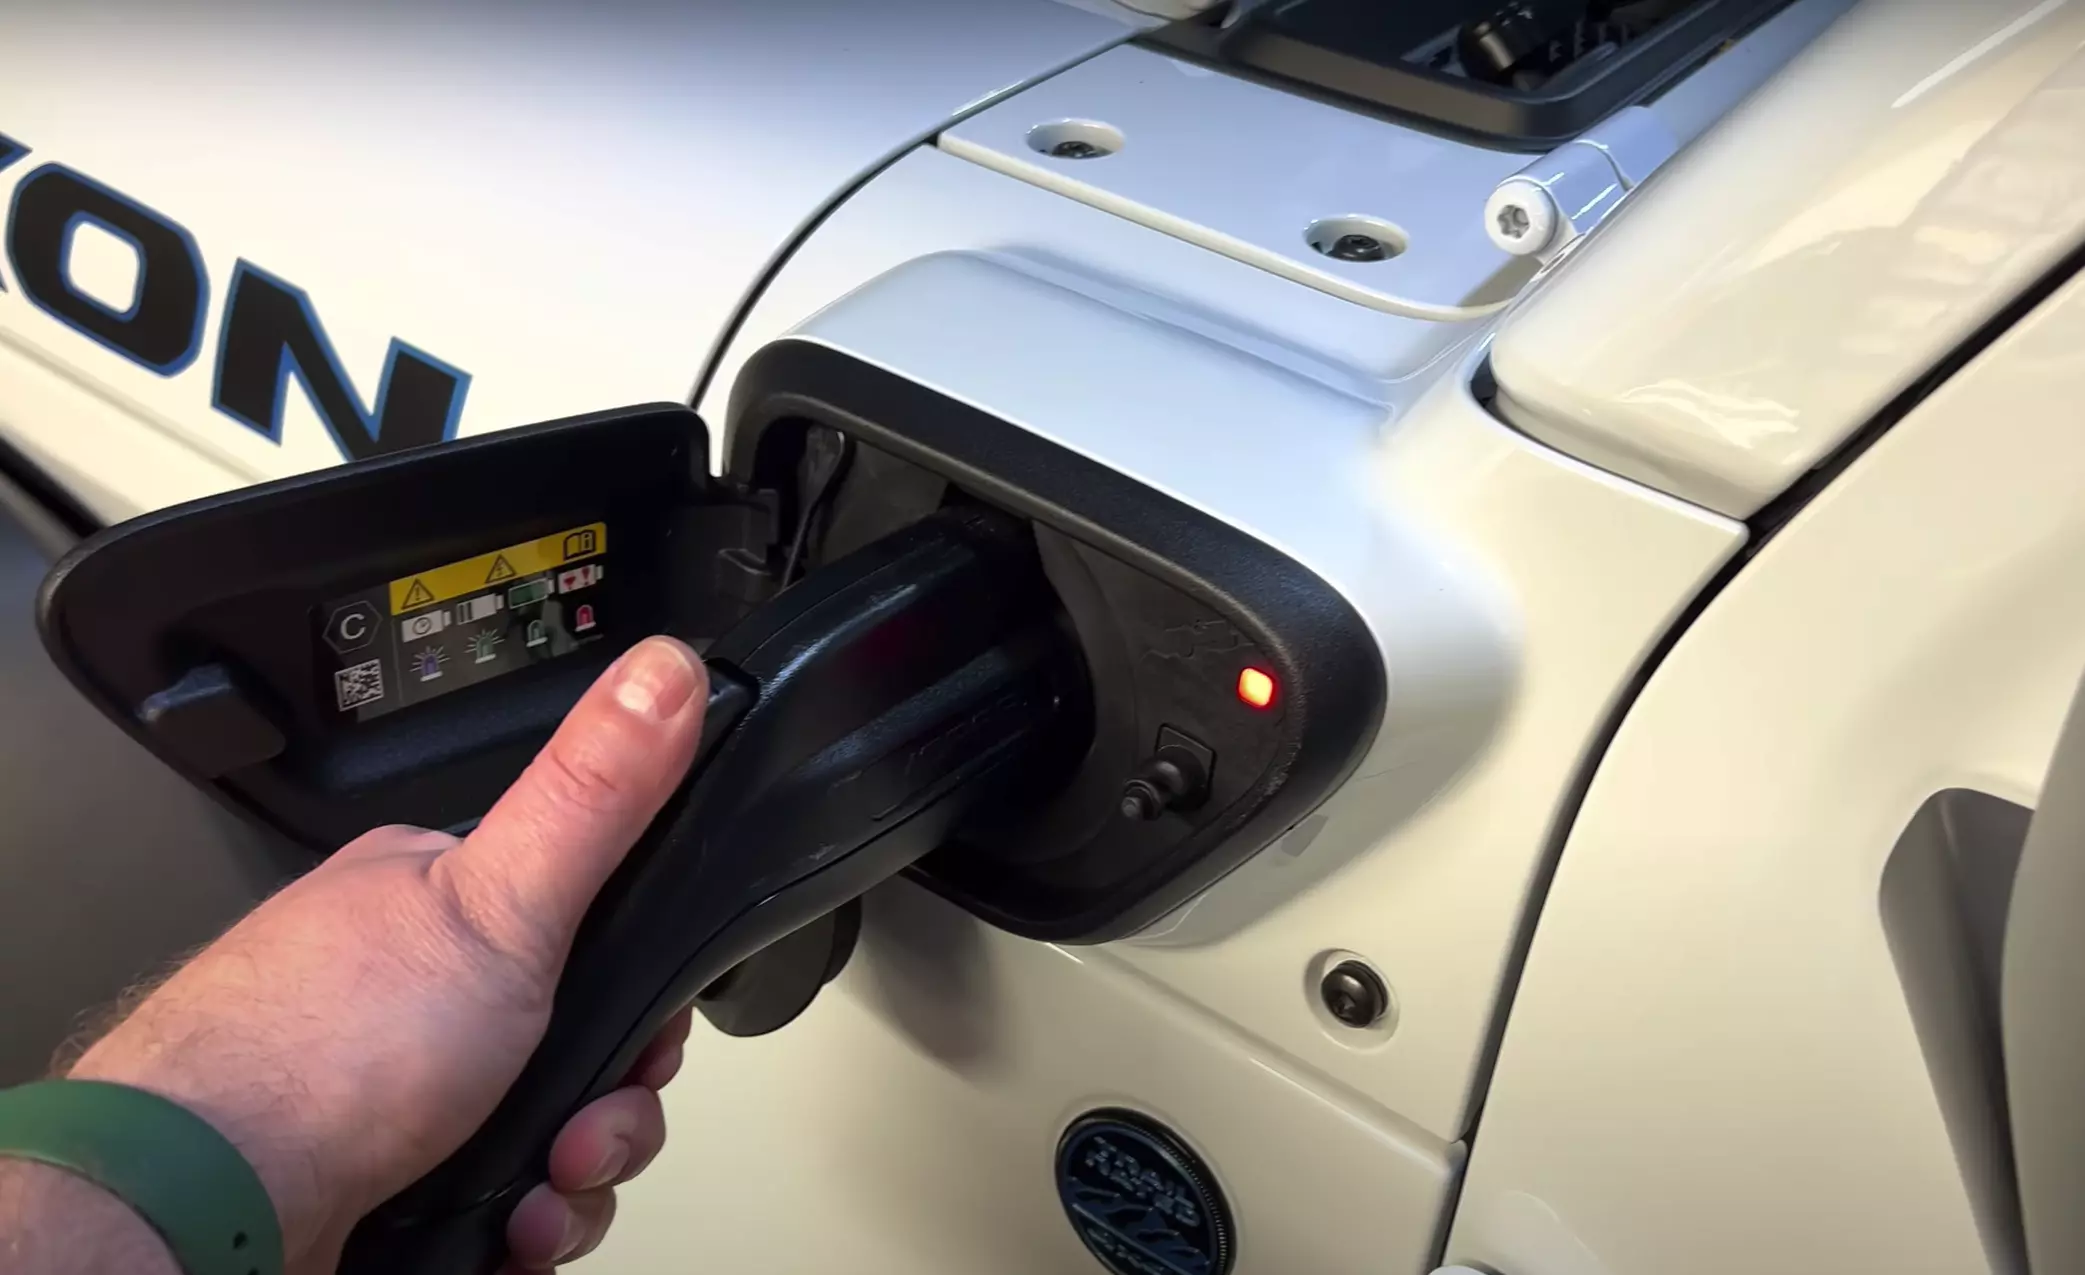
(1049, 139, 1106, 159)
(1305, 216, 1403, 264)
(1327, 233, 1388, 262)
(1319, 959, 1389, 1029)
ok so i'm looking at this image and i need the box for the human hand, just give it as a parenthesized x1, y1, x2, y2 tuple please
(66, 636, 710, 1273)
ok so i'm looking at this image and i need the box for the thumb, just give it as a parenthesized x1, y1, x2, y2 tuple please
(429, 636, 709, 964)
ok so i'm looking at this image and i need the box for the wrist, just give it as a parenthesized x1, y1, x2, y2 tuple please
(0, 1157, 181, 1275)
(68, 1045, 328, 1267)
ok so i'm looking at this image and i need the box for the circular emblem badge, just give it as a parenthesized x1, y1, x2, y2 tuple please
(1056, 1109, 1235, 1275)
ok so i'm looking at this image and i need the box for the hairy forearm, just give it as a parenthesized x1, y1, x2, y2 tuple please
(0, 1158, 179, 1275)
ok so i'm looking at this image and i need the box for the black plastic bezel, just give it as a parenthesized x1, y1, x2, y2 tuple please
(725, 339, 1385, 942)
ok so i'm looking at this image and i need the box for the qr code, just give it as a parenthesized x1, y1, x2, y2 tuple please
(334, 658, 387, 711)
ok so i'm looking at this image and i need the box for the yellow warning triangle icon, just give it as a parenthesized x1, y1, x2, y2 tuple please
(484, 555, 517, 584)
(401, 578, 435, 609)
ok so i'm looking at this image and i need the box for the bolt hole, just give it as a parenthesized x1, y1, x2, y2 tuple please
(1305, 215, 1407, 264)
(1026, 119, 1123, 161)
(232, 1234, 248, 1250)
(1496, 203, 1533, 240)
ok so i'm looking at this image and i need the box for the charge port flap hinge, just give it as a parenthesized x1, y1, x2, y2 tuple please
(1482, 105, 1680, 264)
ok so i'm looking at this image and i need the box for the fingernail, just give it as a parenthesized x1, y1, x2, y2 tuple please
(581, 1140, 632, 1191)
(610, 639, 699, 721)
(553, 1202, 589, 1262)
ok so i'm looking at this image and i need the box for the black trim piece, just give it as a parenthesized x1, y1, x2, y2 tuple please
(1462, 226, 2085, 1137)
(37, 405, 710, 852)
(1138, 0, 1791, 151)
(726, 339, 1386, 942)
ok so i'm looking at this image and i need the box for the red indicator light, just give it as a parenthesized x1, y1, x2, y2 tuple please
(1237, 666, 1276, 710)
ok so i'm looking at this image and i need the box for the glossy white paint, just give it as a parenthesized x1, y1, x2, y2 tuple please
(0, 4, 1965, 1270)
(943, 3, 1843, 323)
(604, 884, 1460, 1274)
(1490, 0, 2085, 518)
(1108, 347, 1734, 1144)
(1643, 0, 1857, 143)
(1484, 137, 1638, 262)
(0, 0, 1134, 520)
(701, 146, 1484, 418)
(939, 44, 1537, 321)
(1057, 0, 1178, 22)
(782, 253, 1514, 908)
(1094, 0, 1215, 15)
(1449, 248, 2085, 1275)
(705, 206, 1739, 1212)
(1483, 0, 1861, 262)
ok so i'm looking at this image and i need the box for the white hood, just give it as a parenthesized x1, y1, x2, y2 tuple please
(0, 1, 1135, 514)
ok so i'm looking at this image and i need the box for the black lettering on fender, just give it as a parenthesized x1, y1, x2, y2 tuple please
(213, 261, 471, 462)
(4, 164, 206, 373)
(0, 132, 27, 291)
(0, 129, 473, 461)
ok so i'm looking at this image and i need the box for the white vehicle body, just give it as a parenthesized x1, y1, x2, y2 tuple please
(2, 2, 2082, 1273)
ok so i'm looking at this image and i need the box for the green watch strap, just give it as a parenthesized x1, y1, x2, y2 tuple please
(0, 1079, 283, 1275)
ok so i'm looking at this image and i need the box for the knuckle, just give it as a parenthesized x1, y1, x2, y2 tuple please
(419, 858, 560, 1002)
(338, 822, 421, 850)
(335, 823, 459, 864)
(532, 735, 634, 819)
(358, 822, 427, 842)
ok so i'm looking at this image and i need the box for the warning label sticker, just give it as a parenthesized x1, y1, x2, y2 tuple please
(388, 522, 606, 615)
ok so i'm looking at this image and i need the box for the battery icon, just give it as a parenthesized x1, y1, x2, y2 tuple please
(506, 578, 553, 609)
